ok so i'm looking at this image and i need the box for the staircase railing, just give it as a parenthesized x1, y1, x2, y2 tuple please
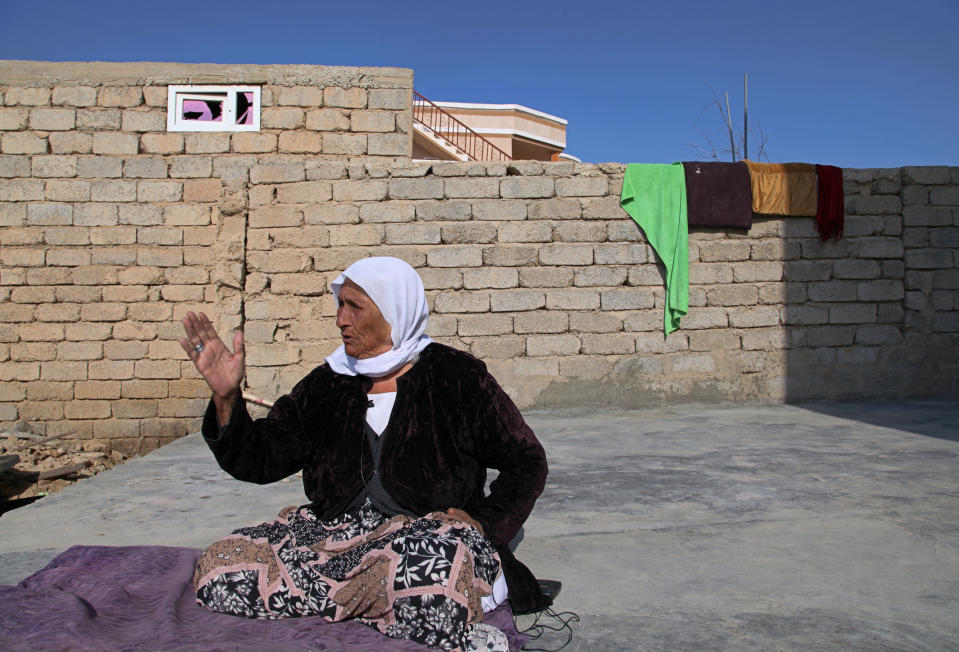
(412, 91, 512, 162)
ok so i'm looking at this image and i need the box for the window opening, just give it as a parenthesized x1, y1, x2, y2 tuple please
(167, 85, 260, 132)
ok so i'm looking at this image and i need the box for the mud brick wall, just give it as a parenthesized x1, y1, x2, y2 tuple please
(0, 61, 413, 453)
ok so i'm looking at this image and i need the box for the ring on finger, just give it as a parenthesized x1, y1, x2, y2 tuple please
(193, 343, 204, 353)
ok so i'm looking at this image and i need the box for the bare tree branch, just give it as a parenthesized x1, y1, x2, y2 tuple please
(687, 81, 770, 162)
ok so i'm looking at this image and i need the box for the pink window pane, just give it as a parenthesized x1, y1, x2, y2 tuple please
(182, 99, 223, 122)
(236, 92, 254, 125)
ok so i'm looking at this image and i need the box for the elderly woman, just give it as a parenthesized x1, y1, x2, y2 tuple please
(179, 257, 549, 651)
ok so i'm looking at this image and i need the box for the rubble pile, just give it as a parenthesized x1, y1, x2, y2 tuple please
(0, 422, 128, 512)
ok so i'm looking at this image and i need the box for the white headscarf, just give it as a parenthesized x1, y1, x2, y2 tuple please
(325, 257, 433, 378)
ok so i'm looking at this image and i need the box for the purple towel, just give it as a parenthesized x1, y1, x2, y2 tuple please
(0, 545, 528, 651)
(682, 161, 753, 228)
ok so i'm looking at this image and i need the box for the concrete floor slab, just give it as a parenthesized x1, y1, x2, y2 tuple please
(1, 399, 957, 651)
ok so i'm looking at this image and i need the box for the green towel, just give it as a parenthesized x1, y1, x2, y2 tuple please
(620, 163, 689, 335)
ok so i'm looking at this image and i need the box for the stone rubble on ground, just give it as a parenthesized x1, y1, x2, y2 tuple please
(0, 421, 128, 505)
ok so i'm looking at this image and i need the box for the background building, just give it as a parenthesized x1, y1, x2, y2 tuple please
(412, 93, 576, 162)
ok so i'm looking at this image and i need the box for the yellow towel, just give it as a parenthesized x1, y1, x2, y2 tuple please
(744, 161, 817, 217)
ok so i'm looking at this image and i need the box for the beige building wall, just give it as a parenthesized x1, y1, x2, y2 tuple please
(0, 60, 412, 453)
(1, 61, 958, 456)
(238, 162, 959, 411)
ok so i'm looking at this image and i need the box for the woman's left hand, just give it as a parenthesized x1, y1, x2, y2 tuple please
(445, 508, 485, 535)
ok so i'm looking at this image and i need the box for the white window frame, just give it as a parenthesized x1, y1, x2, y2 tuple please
(167, 85, 261, 132)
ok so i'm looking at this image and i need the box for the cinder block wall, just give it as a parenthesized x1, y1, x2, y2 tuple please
(0, 61, 413, 453)
(1, 61, 957, 454)
(239, 161, 959, 411)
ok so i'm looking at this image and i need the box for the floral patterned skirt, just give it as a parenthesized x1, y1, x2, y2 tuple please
(193, 501, 504, 651)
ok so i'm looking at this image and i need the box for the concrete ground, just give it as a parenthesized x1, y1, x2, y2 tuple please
(1, 399, 957, 651)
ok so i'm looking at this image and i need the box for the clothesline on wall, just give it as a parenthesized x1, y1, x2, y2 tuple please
(619, 160, 845, 335)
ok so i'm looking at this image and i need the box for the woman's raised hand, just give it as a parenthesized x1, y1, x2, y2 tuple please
(178, 311, 245, 401)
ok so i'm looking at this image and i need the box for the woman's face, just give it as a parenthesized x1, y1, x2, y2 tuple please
(336, 279, 393, 359)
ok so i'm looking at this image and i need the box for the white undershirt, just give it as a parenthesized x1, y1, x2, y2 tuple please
(365, 391, 508, 612)
(365, 392, 396, 436)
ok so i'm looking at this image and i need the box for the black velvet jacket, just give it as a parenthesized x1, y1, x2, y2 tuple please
(202, 343, 550, 613)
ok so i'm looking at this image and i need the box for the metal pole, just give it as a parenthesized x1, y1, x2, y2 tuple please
(725, 92, 736, 162)
(744, 73, 749, 161)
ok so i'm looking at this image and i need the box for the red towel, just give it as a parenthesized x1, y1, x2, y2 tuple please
(815, 164, 844, 240)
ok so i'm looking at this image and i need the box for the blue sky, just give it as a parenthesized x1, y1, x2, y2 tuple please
(2, 0, 956, 168)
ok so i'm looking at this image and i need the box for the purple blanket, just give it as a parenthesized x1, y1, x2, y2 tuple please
(0, 545, 528, 651)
